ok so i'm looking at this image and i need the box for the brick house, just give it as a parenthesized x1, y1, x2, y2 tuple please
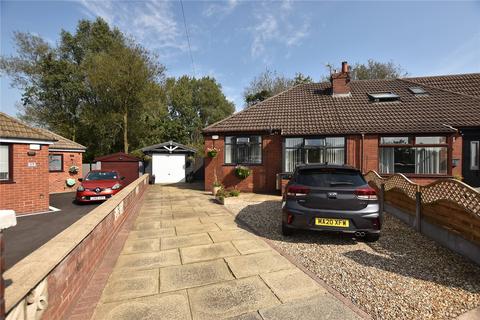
(203, 62, 480, 193)
(39, 128, 86, 193)
(0, 112, 55, 214)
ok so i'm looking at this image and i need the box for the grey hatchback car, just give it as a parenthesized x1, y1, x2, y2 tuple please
(282, 164, 381, 242)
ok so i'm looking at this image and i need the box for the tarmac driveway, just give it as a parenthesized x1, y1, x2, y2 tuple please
(4, 192, 100, 269)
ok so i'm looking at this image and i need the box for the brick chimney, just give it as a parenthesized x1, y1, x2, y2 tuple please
(330, 61, 351, 96)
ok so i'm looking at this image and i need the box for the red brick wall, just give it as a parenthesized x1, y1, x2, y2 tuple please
(0, 143, 49, 214)
(48, 151, 83, 193)
(362, 134, 379, 173)
(35, 176, 148, 320)
(204, 134, 282, 193)
(452, 133, 462, 178)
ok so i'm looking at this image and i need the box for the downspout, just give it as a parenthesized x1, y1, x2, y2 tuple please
(360, 133, 365, 173)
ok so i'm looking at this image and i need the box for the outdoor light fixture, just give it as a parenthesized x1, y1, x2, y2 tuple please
(212, 135, 219, 140)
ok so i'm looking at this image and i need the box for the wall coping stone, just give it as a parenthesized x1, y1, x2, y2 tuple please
(4, 174, 149, 312)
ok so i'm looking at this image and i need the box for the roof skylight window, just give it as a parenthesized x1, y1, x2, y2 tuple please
(408, 87, 429, 95)
(367, 92, 400, 102)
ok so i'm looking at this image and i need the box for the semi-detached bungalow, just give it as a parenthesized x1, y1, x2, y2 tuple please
(0, 112, 86, 215)
(203, 62, 480, 193)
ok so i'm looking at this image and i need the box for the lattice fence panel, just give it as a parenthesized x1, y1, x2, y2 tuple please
(421, 180, 480, 217)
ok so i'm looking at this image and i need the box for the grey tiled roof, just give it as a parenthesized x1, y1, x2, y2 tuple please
(203, 77, 480, 135)
(407, 73, 480, 98)
(0, 112, 55, 142)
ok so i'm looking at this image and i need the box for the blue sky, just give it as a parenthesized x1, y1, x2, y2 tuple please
(1, 0, 480, 116)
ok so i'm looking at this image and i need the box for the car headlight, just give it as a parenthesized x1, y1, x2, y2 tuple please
(112, 183, 121, 190)
(77, 186, 85, 192)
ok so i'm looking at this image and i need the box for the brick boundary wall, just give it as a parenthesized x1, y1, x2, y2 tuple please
(3, 174, 149, 320)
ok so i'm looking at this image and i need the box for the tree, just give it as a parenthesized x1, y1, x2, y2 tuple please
(86, 42, 165, 153)
(165, 76, 235, 144)
(243, 69, 313, 106)
(350, 59, 407, 80)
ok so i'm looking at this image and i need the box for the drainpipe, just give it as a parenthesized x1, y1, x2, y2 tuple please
(360, 133, 365, 173)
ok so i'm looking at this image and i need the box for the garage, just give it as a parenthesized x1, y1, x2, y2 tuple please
(142, 141, 196, 184)
(94, 152, 141, 186)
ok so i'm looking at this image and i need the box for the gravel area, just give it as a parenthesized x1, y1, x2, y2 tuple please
(226, 198, 480, 320)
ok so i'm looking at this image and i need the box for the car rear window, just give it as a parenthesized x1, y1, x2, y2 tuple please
(86, 172, 118, 180)
(295, 169, 366, 187)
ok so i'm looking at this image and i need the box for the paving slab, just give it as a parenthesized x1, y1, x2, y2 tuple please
(180, 242, 239, 264)
(161, 233, 213, 250)
(176, 223, 220, 236)
(132, 221, 163, 230)
(101, 269, 159, 303)
(225, 251, 294, 278)
(232, 239, 273, 255)
(188, 277, 280, 320)
(260, 269, 326, 303)
(225, 312, 263, 320)
(160, 259, 234, 292)
(115, 249, 181, 270)
(93, 290, 191, 320)
(121, 238, 160, 254)
(259, 294, 361, 320)
(127, 227, 175, 241)
(208, 229, 255, 243)
(161, 217, 202, 227)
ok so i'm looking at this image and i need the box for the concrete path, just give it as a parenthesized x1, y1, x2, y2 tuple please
(91, 185, 362, 320)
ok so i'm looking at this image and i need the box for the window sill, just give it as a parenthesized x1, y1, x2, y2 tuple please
(0, 180, 16, 184)
(49, 170, 64, 173)
(223, 164, 263, 167)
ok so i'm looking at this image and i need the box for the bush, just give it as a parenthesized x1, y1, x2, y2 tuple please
(207, 147, 219, 158)
(235, 165, 251, 179)
(213, 181, 222, 187)
(229, 188, 240, 197)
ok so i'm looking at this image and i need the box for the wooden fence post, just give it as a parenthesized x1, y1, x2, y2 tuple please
(415, 185, 422, 232)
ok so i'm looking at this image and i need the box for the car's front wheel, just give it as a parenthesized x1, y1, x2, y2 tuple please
(364, 233, 380, 242)
(281, 223, 294, 236)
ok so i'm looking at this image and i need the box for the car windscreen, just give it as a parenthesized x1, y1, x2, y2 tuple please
(295, 169, 366, 188)
(86, 172, 118, 180)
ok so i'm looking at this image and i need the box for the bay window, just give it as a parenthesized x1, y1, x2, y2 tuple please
(379, 136, 448, 175)
(0, 144, 11, 181)
(225, 136, 262, 164)
(284, 137, 345, 172)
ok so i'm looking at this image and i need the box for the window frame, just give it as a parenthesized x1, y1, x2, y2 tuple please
(224, 135, 263, 165)
(471, 141, 480, 170)
(378, 135, 450, 176)
(283, 136, 346, 173)
(0, 144, 13, 184)
(49, 154, 64, 172)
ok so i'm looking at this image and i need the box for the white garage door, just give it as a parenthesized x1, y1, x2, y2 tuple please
(152, 154, 186, 183)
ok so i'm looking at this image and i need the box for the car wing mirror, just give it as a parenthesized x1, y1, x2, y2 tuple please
(78, 178, 83, 182)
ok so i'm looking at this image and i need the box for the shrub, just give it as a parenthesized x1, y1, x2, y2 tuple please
(229, 188, 240, 197)
(213, 181, 222, 187)
(235, 165, 251, 179)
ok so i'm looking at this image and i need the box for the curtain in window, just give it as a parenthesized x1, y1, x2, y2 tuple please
(379, 148, 394, 174)
(285, 148, 303, 172)
(325, 148, 344, 164)
(0, 145, 9, 180)
(415, 147, 447, 174)
(224, 144, 232, 163)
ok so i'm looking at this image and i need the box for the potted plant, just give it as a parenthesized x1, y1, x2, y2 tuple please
(235, 165, 251, 179)
(215, 188, 229, 205)
(68, 165, 79, 174)
(207, 147, 219, 158)
(212, 181, 223, 196)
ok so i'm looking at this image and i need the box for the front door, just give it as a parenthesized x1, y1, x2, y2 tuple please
(153, 154, 186, 183)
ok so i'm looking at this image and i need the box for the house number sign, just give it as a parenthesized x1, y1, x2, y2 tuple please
(27, 162, 37, 168)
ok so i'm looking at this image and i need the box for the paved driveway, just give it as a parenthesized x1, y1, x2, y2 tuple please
(4, 192, 99, 269)
(91, 184, 362, 320)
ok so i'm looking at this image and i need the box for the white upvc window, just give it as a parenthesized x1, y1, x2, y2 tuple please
(471, 141, 480, 170)
(0, 145, 10, 181)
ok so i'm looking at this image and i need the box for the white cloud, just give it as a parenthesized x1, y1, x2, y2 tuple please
(203, 0, 239, 18)
(78, 0, 187, 56)
(249, 0, 310, 59)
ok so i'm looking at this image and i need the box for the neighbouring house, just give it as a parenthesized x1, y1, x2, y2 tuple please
(94, 152, 141, 186)
(203, 62, 480, 193)
(37, 128, 86, 193)
(0, 112, 55, 214)
(142, 141, 196, 184)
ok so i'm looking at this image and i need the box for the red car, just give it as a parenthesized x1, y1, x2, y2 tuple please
(76, 170, 125, 203)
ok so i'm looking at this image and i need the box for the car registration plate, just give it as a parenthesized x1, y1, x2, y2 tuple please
(90, 196, 106, 200)
(315, 218, 349, 228)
